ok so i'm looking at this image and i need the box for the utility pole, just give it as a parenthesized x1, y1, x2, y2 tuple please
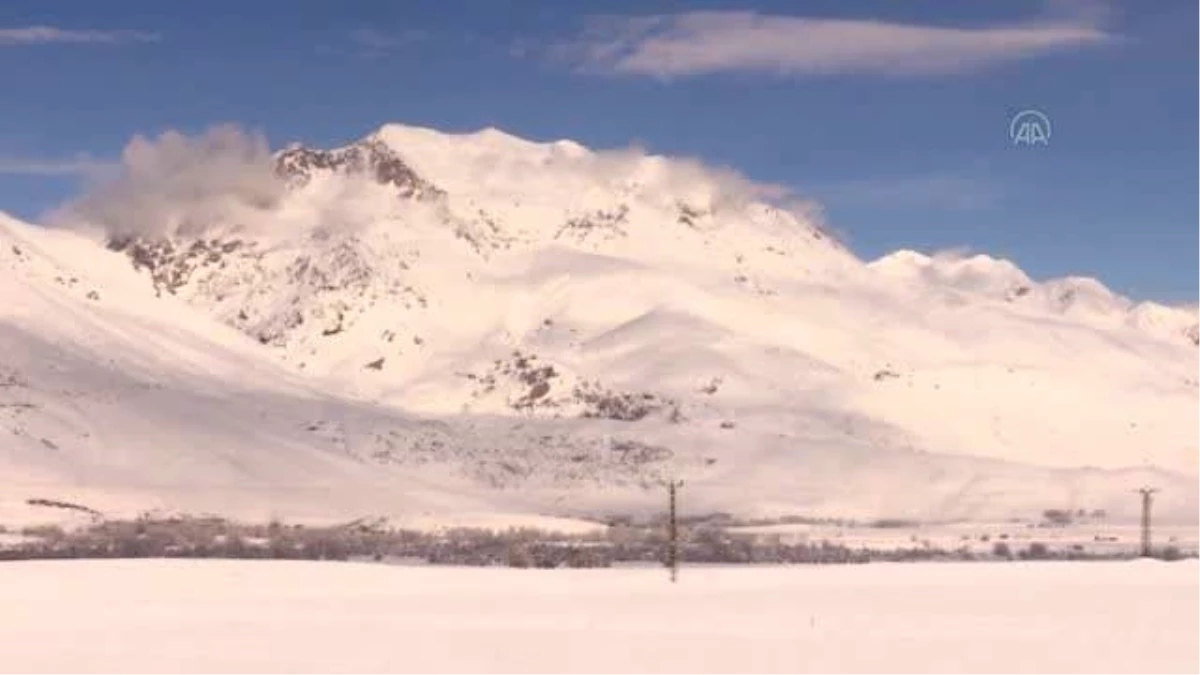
(666, 479, 683, 583)
(1137, 487, 1158, 557)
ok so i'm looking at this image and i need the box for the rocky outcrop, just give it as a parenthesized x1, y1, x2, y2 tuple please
(1185, 324, 1199, 347)
(106, 236, 250, 296)
(274, 137, 442, 199)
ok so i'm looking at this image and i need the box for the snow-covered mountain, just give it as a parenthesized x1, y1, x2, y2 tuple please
(3, 123, 1196, 526)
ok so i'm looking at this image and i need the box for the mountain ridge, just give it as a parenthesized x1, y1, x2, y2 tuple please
(3, 122, 1196, 526)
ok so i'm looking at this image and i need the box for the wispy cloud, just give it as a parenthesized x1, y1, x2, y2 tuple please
(811, 174, 1000, 211)
(555, 7, 1112, 79)
(1041, 0, 1118, 28)
(348, 28, 424, 50)
(0, 154, 115, 177)
(0, 25, 159, 46)
(342, 28, 428, 58)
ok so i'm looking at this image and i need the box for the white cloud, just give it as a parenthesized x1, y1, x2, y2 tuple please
(0, 26, 159, 46)
(347, 28, 426, 51)
(338, 28, 432, 58)
(812, 174, 1000, 211)
(559, 9, 1111, 79)
(0, 155, 114, 177)
(48, 125, 285, 240)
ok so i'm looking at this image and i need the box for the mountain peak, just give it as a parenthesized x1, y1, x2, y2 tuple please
(369, 123, 552, 156)
(274, 132, 441, 199)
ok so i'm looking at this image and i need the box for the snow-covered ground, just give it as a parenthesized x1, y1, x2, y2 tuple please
(1, 559, 1194, 673)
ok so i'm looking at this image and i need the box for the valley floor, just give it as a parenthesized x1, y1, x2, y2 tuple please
(1, 559, 1195, 673)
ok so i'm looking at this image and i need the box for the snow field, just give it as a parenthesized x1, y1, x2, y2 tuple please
(0, 559, 1195, 673)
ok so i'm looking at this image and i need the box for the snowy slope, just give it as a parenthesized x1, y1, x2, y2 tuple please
(3, 123, 1197, 525)
(0, 213, 709, 525)
(0, 212, 490, 523)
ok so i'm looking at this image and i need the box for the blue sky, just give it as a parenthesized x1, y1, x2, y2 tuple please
(0, 0, 1195, 301)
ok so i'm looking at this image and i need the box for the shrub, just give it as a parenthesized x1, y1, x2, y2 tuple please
(1042, 510, 1073, 526)
(507, 545, 532, 568)
(869, 519, 919, 529)
(1159, 546, 1182, 562)
(5, 514, 1126, 567)
(20, 524, 65, 540)
(1023, 542, 1050, 560)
